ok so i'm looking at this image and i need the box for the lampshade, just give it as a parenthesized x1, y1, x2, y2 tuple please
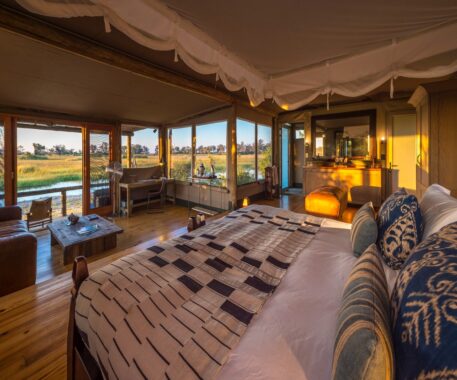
(242, 196, 250, 207)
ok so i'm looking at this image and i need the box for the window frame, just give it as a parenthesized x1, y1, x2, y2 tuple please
(236, 117, 272, 186)
(195, 119, 228, 182)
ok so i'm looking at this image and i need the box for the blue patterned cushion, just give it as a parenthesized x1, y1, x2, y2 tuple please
(377, 189, 423, 269)
(332, 244, 394, 380)
(391, 222, 457, 380)
(351, 202, 378, 257)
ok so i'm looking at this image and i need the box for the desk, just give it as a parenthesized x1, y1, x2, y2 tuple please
(119, 178, 176, 216)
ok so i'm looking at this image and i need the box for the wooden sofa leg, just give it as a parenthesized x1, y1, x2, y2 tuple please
(68, 256, 89, 380)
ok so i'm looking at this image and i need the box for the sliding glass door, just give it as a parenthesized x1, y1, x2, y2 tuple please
(84, 126, 113, 215)
(16, 120, 83, 217)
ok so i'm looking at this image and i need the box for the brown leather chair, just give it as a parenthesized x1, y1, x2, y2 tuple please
(0, 206, 37, 297)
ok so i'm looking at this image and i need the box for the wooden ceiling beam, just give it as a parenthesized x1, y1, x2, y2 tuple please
(0, 5, 276, 117)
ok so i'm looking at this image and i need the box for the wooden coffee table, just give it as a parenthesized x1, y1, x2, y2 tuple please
(48, 215, 123, 265)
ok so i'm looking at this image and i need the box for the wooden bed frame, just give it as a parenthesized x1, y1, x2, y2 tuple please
(68, 257, 103, 380)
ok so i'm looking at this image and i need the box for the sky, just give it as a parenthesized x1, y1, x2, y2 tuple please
(17, 120, 271, 152)
(122, 128, 159, 151)
(170, 120, 272, 148)
(18, 128, 82, 152)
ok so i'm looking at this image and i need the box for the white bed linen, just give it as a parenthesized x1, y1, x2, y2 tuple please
(219, 218, 398, 380)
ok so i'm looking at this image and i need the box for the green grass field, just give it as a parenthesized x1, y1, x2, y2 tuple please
(16, 152, 270, 190)
(17, 155, 83, 189)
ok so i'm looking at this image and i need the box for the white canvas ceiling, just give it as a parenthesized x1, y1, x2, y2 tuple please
(14, 0, 457, 110)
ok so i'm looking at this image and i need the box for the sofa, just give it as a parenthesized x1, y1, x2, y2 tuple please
(0, 206, 37, 297)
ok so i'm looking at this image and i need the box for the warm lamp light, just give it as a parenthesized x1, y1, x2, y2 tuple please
(249, 100, 255, 107)
(242, 196, 250, 207)
(381, 136, 386, 141)
(281, 104, 289, 110)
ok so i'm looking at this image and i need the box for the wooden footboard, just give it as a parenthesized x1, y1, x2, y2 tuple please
(68, 257, 102, 380)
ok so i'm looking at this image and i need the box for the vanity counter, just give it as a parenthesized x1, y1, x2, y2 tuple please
(303, 166, 383, 206)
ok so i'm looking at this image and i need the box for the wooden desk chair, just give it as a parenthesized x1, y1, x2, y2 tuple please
(26, 197, 53, 230)
(147, 178, 167, 213)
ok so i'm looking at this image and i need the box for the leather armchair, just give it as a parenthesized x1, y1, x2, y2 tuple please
(0, 205, 22, 221)
(0, 206, 37, 297)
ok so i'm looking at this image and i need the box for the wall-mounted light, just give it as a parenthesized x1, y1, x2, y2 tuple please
(242, 196, 250, 207)
(380, 138, 387, 161)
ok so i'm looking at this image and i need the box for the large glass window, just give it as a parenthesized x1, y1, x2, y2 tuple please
(16, 121, 83, 216)
(131, 128, 159, 167)
(169, 126, 192, 181)
(196, 121, 227, 181)
(236, 119, 256, 185)
(0, 121, 4, 207)
(121, 127, 159, 168)
(257, 124, 272, 180)
(236, 119, 272, 185)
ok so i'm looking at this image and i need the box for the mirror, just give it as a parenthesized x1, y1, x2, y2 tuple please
(311, 110, 376, 160)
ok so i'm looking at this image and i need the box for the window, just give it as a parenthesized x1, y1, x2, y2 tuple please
(16, 121, 83, 216)
(236, 119, 272, 185)
(236, 119, 256, 185)
(131, 128, 159, 167)
(169, 126, 192, 181)
(295, 128, 304, 139)
(257, 124, 272, 180)
(196, 121, 227, 182)
(121, 127, 159, 168)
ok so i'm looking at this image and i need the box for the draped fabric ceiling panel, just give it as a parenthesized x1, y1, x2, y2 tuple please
(16, 0, 457, 110)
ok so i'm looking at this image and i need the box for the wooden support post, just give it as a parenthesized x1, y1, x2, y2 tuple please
(61, 190, 67, 216)
(227, 104, 238, 209)
(3, 116, 16, 206)
(159, 125, 167, 177)
(126, 135, 132, 168)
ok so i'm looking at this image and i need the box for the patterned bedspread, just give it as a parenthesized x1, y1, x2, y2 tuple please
(75, 205, 322, 380)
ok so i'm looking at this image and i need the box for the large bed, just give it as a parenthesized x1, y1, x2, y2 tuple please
(69, 205, 398, 380)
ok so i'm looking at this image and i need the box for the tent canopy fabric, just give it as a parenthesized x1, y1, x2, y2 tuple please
(15, 0, 457, 110)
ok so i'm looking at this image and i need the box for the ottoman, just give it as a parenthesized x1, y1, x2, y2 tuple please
(305, 186, 348, 219)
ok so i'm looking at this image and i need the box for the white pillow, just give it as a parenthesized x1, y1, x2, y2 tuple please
(420, 184, 457, 238)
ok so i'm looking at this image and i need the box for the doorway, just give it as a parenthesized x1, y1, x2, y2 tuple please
(281, 126, 290, 190)
(84, 126, 114, 215)
(391, 114, 417, 194)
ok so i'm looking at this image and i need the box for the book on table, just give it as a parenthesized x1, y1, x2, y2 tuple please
(77, 224, 99, 235)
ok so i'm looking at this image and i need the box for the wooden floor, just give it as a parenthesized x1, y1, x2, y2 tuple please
(35, 205, 193, 283)
(0, 195, 345, 380)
